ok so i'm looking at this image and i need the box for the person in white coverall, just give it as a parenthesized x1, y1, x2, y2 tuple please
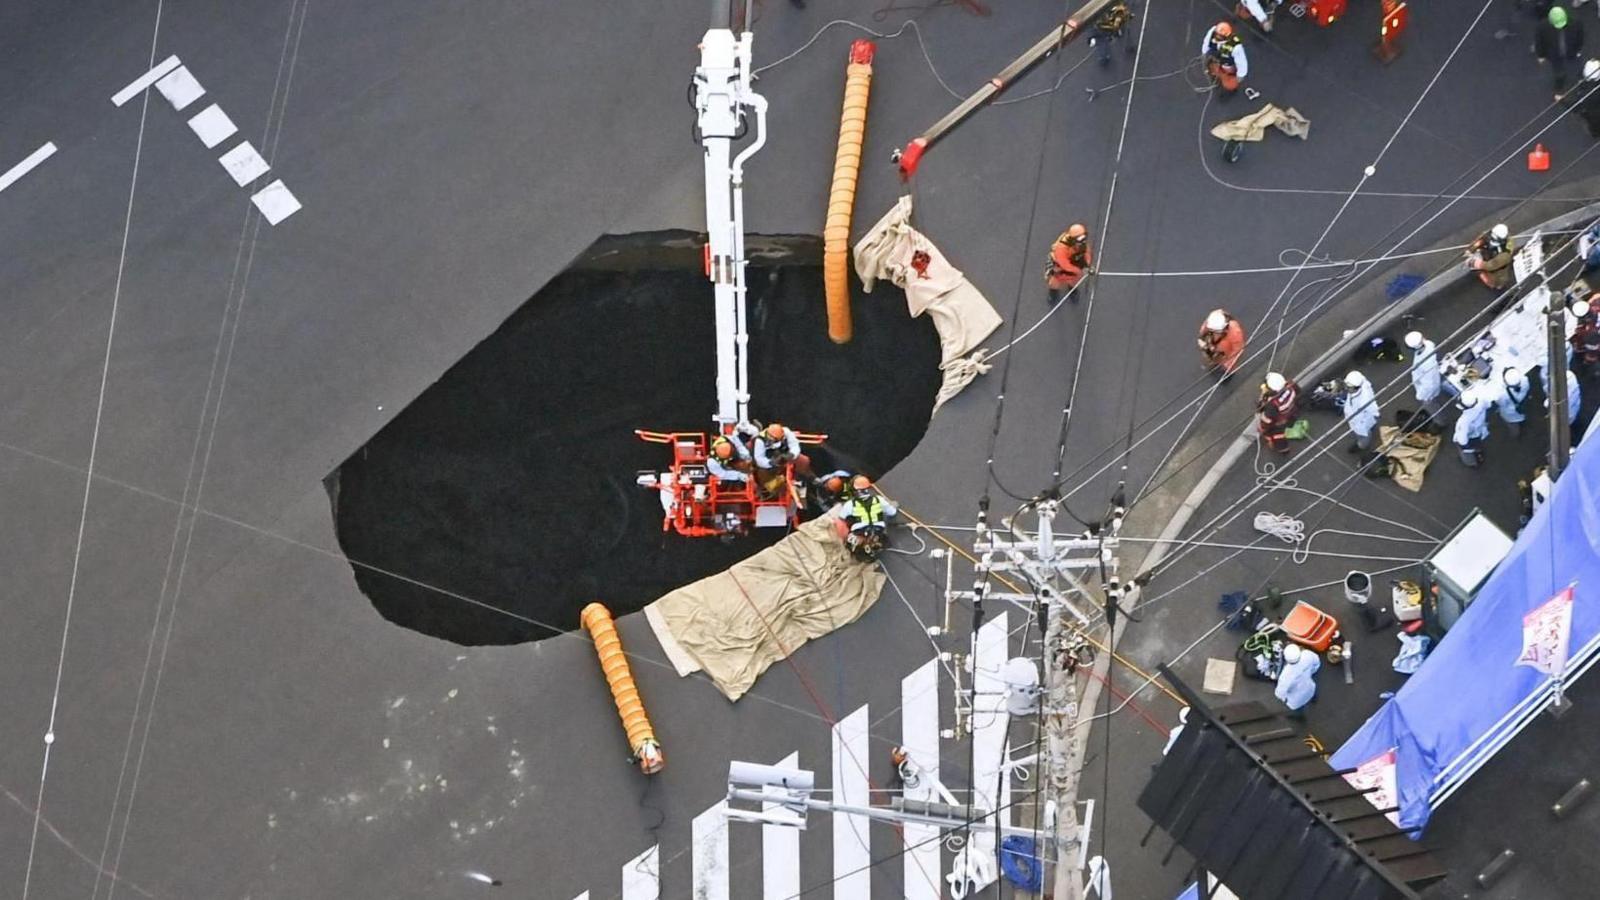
(1403, 331, 1442, 411)
(1275, 645, 1320, 718)
(1342, 370, 1379, 452)
(1455, 389, 1491, 467)
(1495, 367, 1530, 437)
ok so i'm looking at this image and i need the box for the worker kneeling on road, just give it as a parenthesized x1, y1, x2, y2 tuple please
(1198, 309, 1247, 377)
(1045, 223, 1093, 303)
(1274, 644, 1319, 719)
(1257, 372, 1300, 453)
(1466, 224, 1515, 290)
(1201, 21, 1248, 97)
(841, 475, 897, 561)
(706, 433, 754, 483)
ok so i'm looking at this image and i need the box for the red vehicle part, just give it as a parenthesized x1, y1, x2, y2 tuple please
(635, 428, 827, 538)
(1308, 0, 1346, 26)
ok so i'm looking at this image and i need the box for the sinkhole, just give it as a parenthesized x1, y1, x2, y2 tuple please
(328, 231, 942, 645)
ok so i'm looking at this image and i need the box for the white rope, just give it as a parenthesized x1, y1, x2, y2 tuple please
(1253, 511, 1304, 545)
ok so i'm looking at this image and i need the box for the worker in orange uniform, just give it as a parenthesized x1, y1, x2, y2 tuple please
(1201, 21, 1249, 97)
(1045, 223, 1093, 304)
(1198, 309, 1247, 377)
(1465, 224, 1515, 290)
(706, 433, 753, 483)
(1257, 371, 1300, 453)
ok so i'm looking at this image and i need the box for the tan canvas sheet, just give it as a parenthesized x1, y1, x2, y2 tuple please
(1210, 104, 1311, 143)
(1378, 425, 1441, 492)
(644, 516, 885, 701)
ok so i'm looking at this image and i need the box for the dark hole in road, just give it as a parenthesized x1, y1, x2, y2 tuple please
(327, 231, 942, 645)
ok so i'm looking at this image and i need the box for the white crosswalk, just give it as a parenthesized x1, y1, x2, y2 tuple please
(580, 615, 1017, 899)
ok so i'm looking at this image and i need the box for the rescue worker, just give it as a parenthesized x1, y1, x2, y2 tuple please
(1198, 309, 1247, 376)
(1536, 6, 1586, 100)
(1403, 331, 1443, 412)
(812, 469, 855, 509)
(1045, 224, 1093, 303)
(1201, 21, 1249, 97)
(1544, 367, 1583, 425)
(706, 432, 753, 482)
(841, 475, 898, 560)
(753, 422, 812, 477)
(1274, 644, 1320, 719)
(1574, 59, 1600, 138)
(1454, 389, 1490, 467)
(1342, 370, 1379, 453)
(1577, 220, 1600, 274)
(1238, 0, 1279, 33)
(1571, 299, 1600, 367)
(1089, 1, 1136, 65)
(1496, 368, 1531, 437)
(1465, 224, 1515, 290)
(1257, 371, 1300, 453)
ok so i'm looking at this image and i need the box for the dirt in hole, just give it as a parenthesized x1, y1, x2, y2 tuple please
(328, 231, 941, 645)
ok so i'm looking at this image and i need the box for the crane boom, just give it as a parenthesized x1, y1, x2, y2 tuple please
(894, 0, 1115, 179)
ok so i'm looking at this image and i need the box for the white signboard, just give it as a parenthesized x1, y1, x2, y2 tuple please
(1513, 229, 1544, 284)
(1517, 585, 1575, 678)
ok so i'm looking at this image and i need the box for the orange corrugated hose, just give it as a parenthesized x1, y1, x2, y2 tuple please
(580, 602, 664, 774)
(824, 40, 876, 344)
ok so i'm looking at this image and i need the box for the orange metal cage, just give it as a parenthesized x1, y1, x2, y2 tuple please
(635, 428, 827, 538)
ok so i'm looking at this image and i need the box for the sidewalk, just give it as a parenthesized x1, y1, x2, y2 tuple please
(1093, 196, 1600, 896)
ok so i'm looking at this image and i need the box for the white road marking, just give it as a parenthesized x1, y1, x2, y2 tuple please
(186, 104, 237, 149)
(111, 54, 180, 106)
(901, 659, 942, 900)
(572, 893, 589, 900)
(763, 751, 801, 900)
(621, 844, 658, 900)
(154, 65, 204, 111)
(831, 705, 871, 898)
(692, 801, 730, 900)
(0, 143, 57, 193)
(218, 141, 270, 187)
(250, 179, 301, 225)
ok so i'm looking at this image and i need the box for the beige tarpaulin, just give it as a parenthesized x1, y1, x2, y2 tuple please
(644, 516, 884, 701)
(854, 195, 1002, 412)
(1378, 425, 1441, 492)
(1210, 104, 1311, 143)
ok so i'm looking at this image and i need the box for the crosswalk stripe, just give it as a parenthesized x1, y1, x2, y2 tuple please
(621, 844, 658, 900)
(901, 658, 943, 900)
(692, 801, 730, 900)
(831, 705, 871, 898)
(572, 893, 589, 900)
(764, 751, 802, 900)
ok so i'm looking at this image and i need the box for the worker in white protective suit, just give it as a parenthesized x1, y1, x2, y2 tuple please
(1342, 370, 1379, 453)
(1274, 644, 1320, 718)
(1403, 331, 1442, 411)
(1454, 390, 1491, 467)
(1495, 367, 1530, 437)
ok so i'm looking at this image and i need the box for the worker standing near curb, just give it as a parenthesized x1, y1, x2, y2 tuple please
(1045, 223, 1093, 303)
(1495, 368, 1530, 437)
(1455, 390, 1491, 467)
(1198, 309, 1247, 377)
(1536, 7, 1586, 101)
(1342, 370, 1379, 453)
(1404, 331, 1443, 414)
(1465, 224, 1515, 290)
(1201, 21, 1248, 98)
(1257, 372, 1300, 453)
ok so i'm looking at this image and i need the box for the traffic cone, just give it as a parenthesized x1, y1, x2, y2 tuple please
(1529, 143, 1552, 172)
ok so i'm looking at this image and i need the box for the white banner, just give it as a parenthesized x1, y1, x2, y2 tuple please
(1517, 585, 1575, 678)
(1343, 748, 1401, 827)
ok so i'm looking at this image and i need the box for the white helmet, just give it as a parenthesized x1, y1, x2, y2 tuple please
(1265, 372, 1287, 392)
(1178, 706, 1191, 724)
(1586, 58, 1600, 82)
(1404, 330, 1424, 349)
(1283, 644, 1304, 664)
(1205, 309, 1228, 332)
(1491, 223, 1510, 241)
(1344, 370, 1366, 389)
(1505, 367, 1526, 387)
(1574, 299, 1592, 318)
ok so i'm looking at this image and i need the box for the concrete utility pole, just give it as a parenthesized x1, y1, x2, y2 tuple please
(1548, 298, 1572, 480)
(958, 496, 1121, 900)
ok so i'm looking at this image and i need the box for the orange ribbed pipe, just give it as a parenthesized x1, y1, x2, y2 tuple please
(580, 602, 664, 774)
(824, 40, 876, 345)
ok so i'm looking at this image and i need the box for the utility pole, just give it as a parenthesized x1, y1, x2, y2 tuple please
(1549, 295, 1572, 480)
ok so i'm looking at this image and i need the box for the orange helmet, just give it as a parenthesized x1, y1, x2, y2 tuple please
(824, 475, 845, 494)
(1213, 21, 1233, 38)
(1065, 223, 1088, 242)
(765, 423, 786, 440)
(712, 438, 734, 460)
(852, 475, 873, 492)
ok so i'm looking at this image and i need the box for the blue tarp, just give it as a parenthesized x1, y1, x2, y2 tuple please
(1330, 435, 1600, 830)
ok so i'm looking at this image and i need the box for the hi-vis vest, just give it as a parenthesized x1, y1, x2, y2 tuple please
(1209, 35, 1241, 65)
(849, 494, 886, 527)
